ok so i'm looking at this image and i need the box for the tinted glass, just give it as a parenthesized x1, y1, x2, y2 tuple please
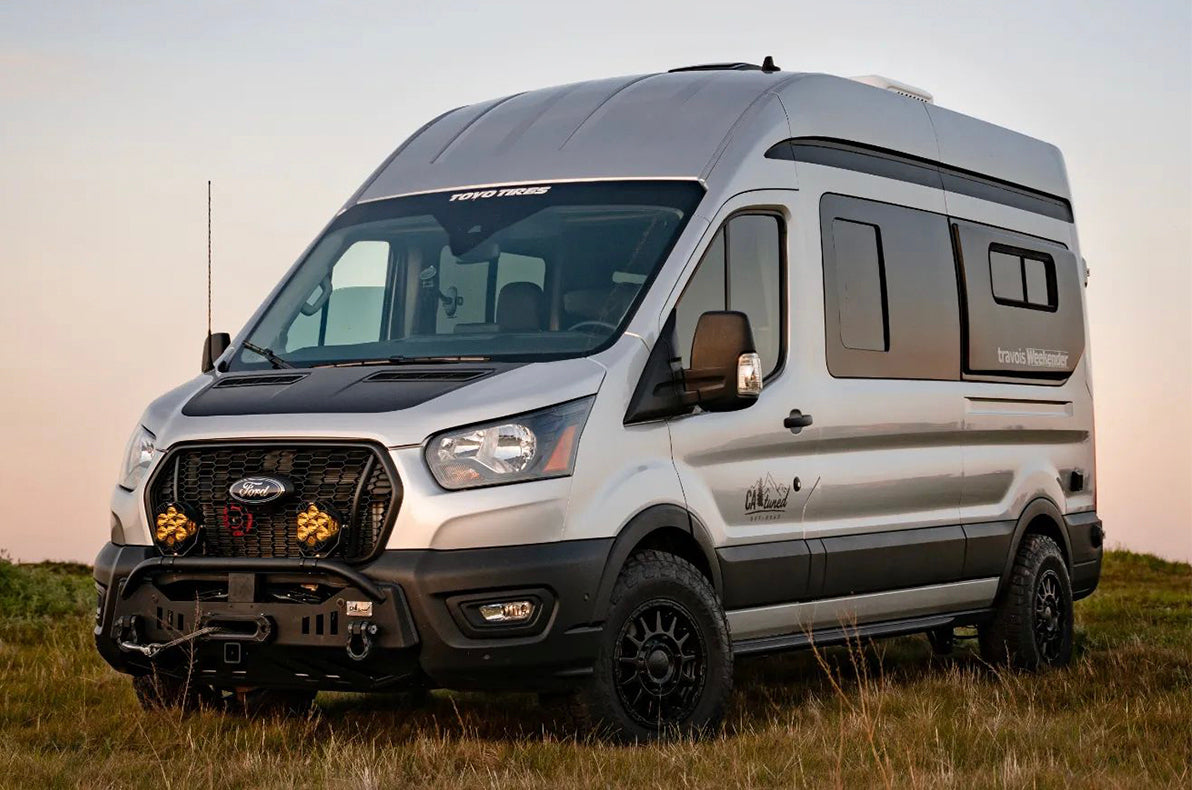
(990, 250, 1024, 302)
(233, 181, 704, 369)
(1024, 257, 1051, 306)
(675, 229, 725, 367)
(832, 219, 888, 352)
(728, 214, 783, 374)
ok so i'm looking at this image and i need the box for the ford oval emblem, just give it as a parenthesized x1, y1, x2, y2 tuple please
(228, 476, 293, 505)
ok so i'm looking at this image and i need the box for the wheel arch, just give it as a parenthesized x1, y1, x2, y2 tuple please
(998, 496, 1073, 598)
(591, 504, 722, 619)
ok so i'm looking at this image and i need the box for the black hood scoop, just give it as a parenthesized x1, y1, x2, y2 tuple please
(183, 364, 516, 416)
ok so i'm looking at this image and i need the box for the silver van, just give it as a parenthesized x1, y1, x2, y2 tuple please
(95, 63, 1103, 741)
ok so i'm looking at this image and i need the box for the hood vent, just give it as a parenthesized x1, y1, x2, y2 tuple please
(214, 373, 308, 388)
(364, 369, 491, 383)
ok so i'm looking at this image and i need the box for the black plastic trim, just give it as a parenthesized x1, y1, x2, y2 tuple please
(121, 556, 387, 600)
(767, 137, 1074, 223)
(718, 540, 811, 609)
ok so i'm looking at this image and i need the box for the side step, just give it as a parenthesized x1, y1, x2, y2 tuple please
(732, 609, 991, 657)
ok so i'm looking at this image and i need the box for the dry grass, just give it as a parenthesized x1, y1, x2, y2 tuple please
(0, 550, 1188, 789)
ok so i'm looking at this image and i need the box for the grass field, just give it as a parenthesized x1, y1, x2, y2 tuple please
(0, 550, 1188, 789)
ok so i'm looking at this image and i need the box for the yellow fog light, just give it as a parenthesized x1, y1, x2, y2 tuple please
(153, 502, 201, 556)
(295, 502, 343, 557)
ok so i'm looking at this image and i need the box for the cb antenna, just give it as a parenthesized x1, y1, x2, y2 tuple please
(200, 180, 226, 373)
(207, 179, 213, 340)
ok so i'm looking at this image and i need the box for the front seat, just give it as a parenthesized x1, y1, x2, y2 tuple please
(496, 282, 546, 332)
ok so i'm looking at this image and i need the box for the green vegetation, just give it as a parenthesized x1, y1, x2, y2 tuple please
(0, 550, 1188, 788)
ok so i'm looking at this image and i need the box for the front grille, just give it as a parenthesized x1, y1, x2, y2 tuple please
(148, 442, 399, 561)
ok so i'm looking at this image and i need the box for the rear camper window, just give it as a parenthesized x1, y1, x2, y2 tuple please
(819, 195, 960, 380)
(989, 247, 1057, 310)
(954, 221, 1084, 380)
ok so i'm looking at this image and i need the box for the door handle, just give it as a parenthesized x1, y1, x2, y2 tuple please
(784, 409, 813, 434)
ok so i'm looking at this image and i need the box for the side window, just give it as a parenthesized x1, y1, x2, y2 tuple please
(989, 246, 1057, 310)
(285, 240, 389, 350)
(675, 230, 725, 369)
(677, 216, 786, 376)
(831, 219, 888, 352)
(728, 215, 783, 374)
(435, 246, 489, 333)
(495, 252, 546, 295)
(820, 194, 960, 380)
(674, 215, 784, 376)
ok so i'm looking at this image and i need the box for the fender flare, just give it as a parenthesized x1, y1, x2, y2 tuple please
(590, 504, 723, 618)
(997, 496, 1073, 597)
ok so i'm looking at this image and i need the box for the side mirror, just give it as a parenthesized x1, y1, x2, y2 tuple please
(201, 332, 231, 373)
(683, 311, 763, 412)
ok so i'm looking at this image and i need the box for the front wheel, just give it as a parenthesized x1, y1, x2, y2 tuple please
(979, 534, 1074, 669)
(575, 550, 732, 742)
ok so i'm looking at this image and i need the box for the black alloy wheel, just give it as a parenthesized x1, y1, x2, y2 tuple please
(614, 599, 707, 727)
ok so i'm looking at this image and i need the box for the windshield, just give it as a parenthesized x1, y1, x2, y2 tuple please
(231, 180, 704, 370)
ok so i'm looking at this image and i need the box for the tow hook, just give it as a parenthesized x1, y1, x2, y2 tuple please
(346, 620, 378, 661)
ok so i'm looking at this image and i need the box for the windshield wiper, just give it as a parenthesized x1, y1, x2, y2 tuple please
(314, 355, 491, 369)
(241, 341, 294, 369)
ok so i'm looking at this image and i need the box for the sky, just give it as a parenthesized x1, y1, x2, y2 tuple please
(0, 0, 1188, 564)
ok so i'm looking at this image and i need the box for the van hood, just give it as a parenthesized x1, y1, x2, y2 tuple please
(140, 357, 606, 449)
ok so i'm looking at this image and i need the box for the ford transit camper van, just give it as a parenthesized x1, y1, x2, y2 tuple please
(95, 63, 1102, 741)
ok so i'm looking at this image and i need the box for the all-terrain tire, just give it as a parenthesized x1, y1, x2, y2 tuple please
(979, 533, 1074, 669)
(132, 672, 215, 713)
(574, 550, 732, 743)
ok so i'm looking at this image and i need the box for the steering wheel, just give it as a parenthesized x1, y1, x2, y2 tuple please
(567, 320, 617, 334)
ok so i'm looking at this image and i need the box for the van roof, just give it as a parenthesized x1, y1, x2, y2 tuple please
(352, 70, 1070, 206)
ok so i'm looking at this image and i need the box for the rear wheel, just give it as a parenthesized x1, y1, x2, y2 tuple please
(574, 550, 732, 742)
(979, 534, 1074, 669)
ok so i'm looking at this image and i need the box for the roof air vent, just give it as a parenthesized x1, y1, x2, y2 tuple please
(670, 56, 781, 74)
(850, 75, 934, 103)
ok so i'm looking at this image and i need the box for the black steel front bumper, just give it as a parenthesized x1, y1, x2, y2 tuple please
(93, 539, 612, 693)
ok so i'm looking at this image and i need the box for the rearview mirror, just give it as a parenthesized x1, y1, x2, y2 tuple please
(201, 332, 231, 373)
(683, 311, 762, 412)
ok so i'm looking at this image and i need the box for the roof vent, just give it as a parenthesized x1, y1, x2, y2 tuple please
(670, 56, 781, 74)
(850, 75, 934, 103)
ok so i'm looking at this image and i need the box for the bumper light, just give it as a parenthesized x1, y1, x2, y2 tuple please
(477, 600, 536, 624)
(296, 502, 343, 557)
(153, 502, 201, 556)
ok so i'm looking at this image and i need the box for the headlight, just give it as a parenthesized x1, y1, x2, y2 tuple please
(119, 425, 156, 490)
(426, 397, 594, 490)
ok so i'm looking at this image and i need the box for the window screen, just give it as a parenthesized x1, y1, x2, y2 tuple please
(831, 219, 888, 351)
(674, 214, 784, 377)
